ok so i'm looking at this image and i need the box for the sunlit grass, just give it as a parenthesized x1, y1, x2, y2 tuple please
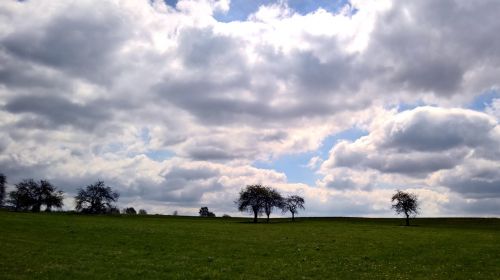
(1, 211, 498, 279)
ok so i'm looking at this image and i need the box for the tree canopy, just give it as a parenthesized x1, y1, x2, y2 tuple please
(236, 184, 269, 223)
(199, 206, 215, 217)
(391, 190, 419, 226)
(123, 207, 137, 215)
(7, 179, 63, 212)
(263, 187, 283, 222)
(282, 195, 305, 222)
(75, 181, 119, 214)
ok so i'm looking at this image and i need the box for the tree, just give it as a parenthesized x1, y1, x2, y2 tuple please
(36, 180, 64, 212)
(236, 184, 268, 223)
(8, 179, 37, 211)
(123, 207, 137, 215)
(263, 187, 283, 222)
(138, 209, 147, 215)
(282, 195, 305, 222)
(391, 190, 419, 226)
(75, 181, 119, 214)
(7, 179, 63, 212)
(0, 173, 6, 206)
(199, 206, 215, 217)
(172, 210, 178, 216)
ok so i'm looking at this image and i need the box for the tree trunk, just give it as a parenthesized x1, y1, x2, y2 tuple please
(253, 210, 258, 223)
(405, 213, 410, 226)
(266, 214, 270, 223)
(292, 212, 295, 222)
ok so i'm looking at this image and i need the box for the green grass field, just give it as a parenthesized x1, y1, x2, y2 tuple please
(0, 211, 499, 279)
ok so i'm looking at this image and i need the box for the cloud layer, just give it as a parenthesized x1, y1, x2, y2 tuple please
(0, 0, 499, 216)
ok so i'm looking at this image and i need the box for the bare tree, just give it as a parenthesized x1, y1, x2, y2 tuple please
(263, 187, 283, 222)
(75, 181, 119, 214)
(282, 195, 305, 222)
(391, 190, 419, 226)
(236, 184, 268, 223)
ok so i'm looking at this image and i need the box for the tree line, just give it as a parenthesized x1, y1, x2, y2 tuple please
(0, 173, 419, 225)
(235, 184, 305, 223)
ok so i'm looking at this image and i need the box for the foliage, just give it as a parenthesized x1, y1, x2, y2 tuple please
(74, 181, 119, 214)
(1, 213, 499, 279)
(123, 207, 137, 215)
(138, 209, 147, 215)
(199, 207, 215, 217)
(236, 184, 269, 223)
(0, 173, 5, 206)
(7, 179, 63, 212)
(263, 187, 283, 222)
(391, 190, 419, 226)
(282, 195, 305, 221)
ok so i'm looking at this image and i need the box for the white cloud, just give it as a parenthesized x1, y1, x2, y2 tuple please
(1, 0, 500, 216)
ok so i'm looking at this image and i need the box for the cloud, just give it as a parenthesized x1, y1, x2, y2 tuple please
(1, 0, 500, 216)
(323, 107, 499, 174)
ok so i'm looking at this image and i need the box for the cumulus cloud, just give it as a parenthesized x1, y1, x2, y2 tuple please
(320, 107, 500, 215)
(1, 0, 500, 216)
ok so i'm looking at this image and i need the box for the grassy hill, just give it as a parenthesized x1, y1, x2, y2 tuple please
(1, 211, 499, 279)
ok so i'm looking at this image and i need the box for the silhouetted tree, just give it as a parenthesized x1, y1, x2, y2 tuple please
(263, 187, 283, 222)
(75, 181, 119, 214)
(282, 195, 305, 222)
(172, 210, 178, 216)
(8, 179, 37, 211)
(391, 190, 419, 226)
(108, 207, 120, 215)
(138, 209, 147, 215)
(0, 173, 6, 206)
(199, 206, 215, 217)
(36, 180, 64, 212)
(236, 184, 268, 223)
(123, 207, 137, 215)
(7, 179, 63, 212)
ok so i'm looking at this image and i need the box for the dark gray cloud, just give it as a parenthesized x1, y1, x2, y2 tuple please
(437, 163, 500, 199)
(4, 95, 112, 131)
(165, 166, 220, 181)
(366, 0, 500, 97)
(1, 3, 130, 85)
(380, 109, 496, 152)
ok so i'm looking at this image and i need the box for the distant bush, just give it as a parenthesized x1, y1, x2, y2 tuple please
(138, 209, 147, 215)
(123, 207, 137, 215)
(107, 207, 120, 215)
(199, 207, 215, 217)
(222, 214, 231, 218)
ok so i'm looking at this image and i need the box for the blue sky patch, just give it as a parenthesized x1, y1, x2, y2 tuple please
(214, 0, 352, 22)
(145, 149, 175, 162)
(469, 89, 499, 111)
(253, 127, 367, 185)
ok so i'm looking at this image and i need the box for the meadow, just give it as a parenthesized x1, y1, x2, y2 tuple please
(0, 211, 499, 279)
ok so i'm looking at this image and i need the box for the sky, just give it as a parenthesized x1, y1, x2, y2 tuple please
(1, 0, 499, 217)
